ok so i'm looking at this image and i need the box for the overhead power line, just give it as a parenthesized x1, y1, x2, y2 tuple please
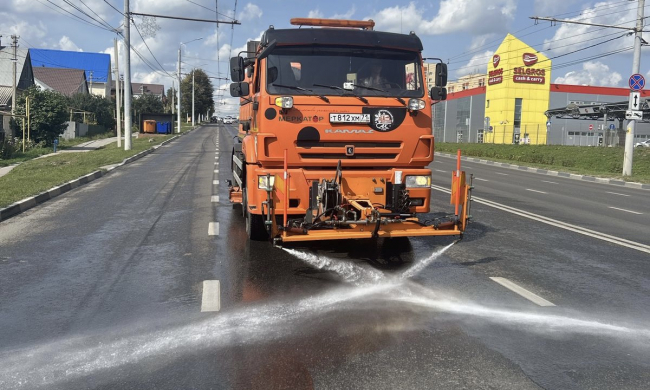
(129, 11, 239, 25)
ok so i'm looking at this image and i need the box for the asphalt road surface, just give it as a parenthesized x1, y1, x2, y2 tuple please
(0, 124, 648, 390)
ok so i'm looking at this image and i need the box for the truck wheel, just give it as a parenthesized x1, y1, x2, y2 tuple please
(246, 208, 268, 241)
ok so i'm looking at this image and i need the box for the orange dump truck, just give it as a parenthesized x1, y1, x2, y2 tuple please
(228, 18, 472, 244)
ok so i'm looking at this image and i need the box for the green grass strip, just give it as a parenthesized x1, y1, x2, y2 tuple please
(435, 143, 650, 184)
(0, 135, 173, 208)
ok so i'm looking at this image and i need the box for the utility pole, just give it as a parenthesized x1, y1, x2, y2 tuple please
(114, 38, 122, 147)
(89, 71, 93, 95)
(11, 34, 19, 115)
(171, 81, 175, 116)
(531, 0, 646, 175)
(177, 47, 181, 133)
(123, 0, 132, 150)
(623, 0, 645, 176)
(192, 69, 195, 126)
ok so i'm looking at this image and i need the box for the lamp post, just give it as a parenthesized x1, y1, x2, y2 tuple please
(178, 37, 203, 133)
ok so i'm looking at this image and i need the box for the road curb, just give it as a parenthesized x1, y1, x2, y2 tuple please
(0, 127, 197, 223)
(436, 152, 650, 190)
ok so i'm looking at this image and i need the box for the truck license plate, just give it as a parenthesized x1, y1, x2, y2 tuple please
(329, 113, 370, 123)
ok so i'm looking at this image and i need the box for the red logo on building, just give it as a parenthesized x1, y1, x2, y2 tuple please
(492, 54, 500, 68)
(523, 53, 538, 66)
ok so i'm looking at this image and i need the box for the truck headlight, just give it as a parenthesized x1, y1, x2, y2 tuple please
(275, 96, 293, 109)
(405, 175, 431, 188)
(258, 175, 275, 189)
(408, 98, 425, 111)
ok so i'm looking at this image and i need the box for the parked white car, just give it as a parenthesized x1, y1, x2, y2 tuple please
(634, 140, 650, 148)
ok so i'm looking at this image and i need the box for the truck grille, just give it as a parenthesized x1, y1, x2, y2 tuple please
(297, 141, 401, 160)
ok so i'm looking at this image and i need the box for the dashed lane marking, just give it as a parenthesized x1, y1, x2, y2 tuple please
(208, 222, 219, 236)
(474, 178, 489, 182)
(434, 169, 446, 173)
(606, 191, 630, 197)
(541, 180, 558, 184)
(525, 189, 547, 194)
(495, 172, 509, 176)
(490, 277, 556, 307)
(609, 206, 642, 215)
(214, 169, 219, 173)
(213, 180, 219, 185)
(211, 196, 219, 203)
(201, 280, 221, 312)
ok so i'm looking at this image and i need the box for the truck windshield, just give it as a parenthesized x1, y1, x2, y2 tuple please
(266, 47, 424, 98)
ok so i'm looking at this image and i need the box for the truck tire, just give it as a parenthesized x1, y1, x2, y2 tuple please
(246, 208, 268, 241)
(243, 188, 268, 240)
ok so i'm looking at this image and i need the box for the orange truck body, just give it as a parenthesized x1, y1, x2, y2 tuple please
(228, 18, 472, 243)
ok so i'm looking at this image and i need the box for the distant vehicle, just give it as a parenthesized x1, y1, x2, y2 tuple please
(223, 117, 236, 124)
(634, 140, 650, 148)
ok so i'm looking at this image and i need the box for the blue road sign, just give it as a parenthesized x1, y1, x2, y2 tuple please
(609, 124, 615, 130)
(629, 74, 645, 91)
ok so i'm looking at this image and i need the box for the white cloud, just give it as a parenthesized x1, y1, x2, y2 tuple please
(455, 50, 493, 77)
(533, 0, 581, 16)
(305, 7, 355, 20)
(58, 36, 81, 51)
(367, 0, 516, 35)
(238, 3, 262, 21)
(307, 9, 325, 19)
(554, 61, 622, 86)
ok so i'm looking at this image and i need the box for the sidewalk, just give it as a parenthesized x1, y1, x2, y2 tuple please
(0, 137, 124, 179)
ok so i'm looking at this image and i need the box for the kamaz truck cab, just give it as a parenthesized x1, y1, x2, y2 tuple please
(228, 18, 471, 244)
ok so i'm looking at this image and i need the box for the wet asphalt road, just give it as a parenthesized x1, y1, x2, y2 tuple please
(0, 124, 649, 390)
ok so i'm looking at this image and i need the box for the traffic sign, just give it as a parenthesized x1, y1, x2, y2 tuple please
(609, 124, 615, 130)
(629, 74, 645, 91)
(629, 91, 641, 110)
(589, 124, 593, 130)
(625, 110, 643, 120)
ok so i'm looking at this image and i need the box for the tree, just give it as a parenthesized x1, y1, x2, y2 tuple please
(181, 69, 214, 120)
(12, 86, 68, 146)
(68, 93, 116, 130)
(165, 86, 177, 113)
(132, 93, 164, 115)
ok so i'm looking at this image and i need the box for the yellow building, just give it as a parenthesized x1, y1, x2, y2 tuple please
(484, 34, 551, 144)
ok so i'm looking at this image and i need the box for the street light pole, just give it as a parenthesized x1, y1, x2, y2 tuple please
(623, 0, 645, 176)
(123, 0, 132, 150)
(177, 47, 181, 133)
(192, 69, 195, 126)
(178, 37, 203, 133)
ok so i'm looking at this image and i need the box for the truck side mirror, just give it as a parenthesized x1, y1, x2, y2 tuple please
(230, 82, 250, 97)
(430, 86, 447, 101)
(435, 63, 448, 87)
(230, 57, 245, 82)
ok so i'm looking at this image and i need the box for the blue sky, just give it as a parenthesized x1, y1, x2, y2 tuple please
(2, 0, 649, 115)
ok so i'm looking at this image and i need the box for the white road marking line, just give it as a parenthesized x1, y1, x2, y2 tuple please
(431, 184, 650, 254)
(211, 196, 219, 203)
(434, 169, 446, 173)
(490, 277, 556, 307)
(214, 169, 219, 173)
(609, 206, 642, 215)
(213, 180, 219, 185)
(201, 280, 221, 312)
(525, 189, 547, 194)
(474, 178, 489, 182)
(214, 162, 218, 165)
(541, 180, 558, 184)
(606, 191, 630, 197)
(495, 172, 509, 176)
(215, 156, 219, 159)
(208, 222, 219, 236)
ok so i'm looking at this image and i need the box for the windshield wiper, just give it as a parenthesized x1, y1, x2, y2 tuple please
(272, 83, 329, 103)
(313, 83, 344, 90)
(353, 84, 387, 93)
